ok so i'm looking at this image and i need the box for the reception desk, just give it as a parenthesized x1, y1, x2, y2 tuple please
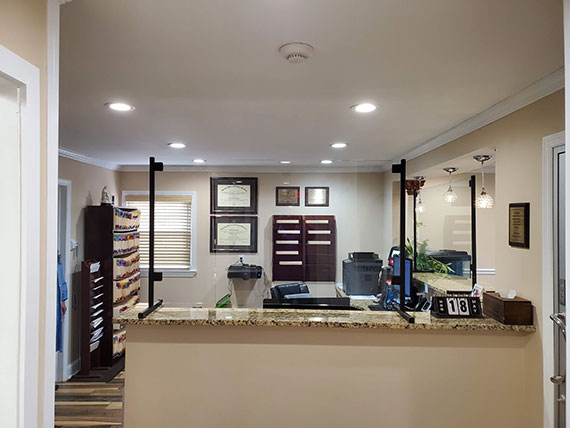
(116, 305, 538, 428)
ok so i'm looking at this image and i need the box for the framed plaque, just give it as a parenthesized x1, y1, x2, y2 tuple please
(276, 186, 300, 206)
(305, 187, 329, 207)
(210, 177, 258, 214)
(509, 203, 530, 248)
(210, 216, 258, 253)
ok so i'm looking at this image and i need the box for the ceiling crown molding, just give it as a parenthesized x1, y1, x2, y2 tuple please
(386, 67, 564, 169)
(59, 147, 120, 171)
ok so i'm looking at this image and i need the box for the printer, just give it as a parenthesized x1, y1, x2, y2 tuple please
(342, 252, 383, 295)
(227, 264, 263, 280)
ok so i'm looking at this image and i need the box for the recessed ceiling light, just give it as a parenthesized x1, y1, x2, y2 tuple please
(321, 160, 333, 164)
(193, 159, 205, 164)
(351, 103, 376, 113)
(330, 142, 348, 149)
(168, 142, 186, 149)
(280, 160, 291, 164)
(106, 102, 135, 112)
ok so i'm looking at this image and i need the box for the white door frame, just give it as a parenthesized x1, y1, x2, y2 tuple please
(0, 44, 41, 427)
(44, 0, 63, 426)
(542, 131, 566, 427)
(565, 0, 570, 426)
(57, 179, 72, 382)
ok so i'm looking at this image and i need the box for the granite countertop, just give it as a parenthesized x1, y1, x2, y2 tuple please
(115, 304, 536, 332)
(414, 272, 474, 295)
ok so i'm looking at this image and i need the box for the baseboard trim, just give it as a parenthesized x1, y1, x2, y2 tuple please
(66, 358, 80, 380)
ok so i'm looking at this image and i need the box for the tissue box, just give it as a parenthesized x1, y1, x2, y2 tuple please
(482, 292, 533, 325)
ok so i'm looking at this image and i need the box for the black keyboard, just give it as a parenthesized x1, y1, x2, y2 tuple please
(368, 305, 387, 311)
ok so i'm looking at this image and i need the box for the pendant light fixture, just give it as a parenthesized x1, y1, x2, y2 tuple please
(443, 168, 458, 203)
(473, 154, 493, 208)
(414, 176, 425, 213)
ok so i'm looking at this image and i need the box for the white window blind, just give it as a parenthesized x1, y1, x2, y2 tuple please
(125, 194, 192, 270)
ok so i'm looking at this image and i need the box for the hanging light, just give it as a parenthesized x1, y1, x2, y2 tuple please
(474, 155, 494, 208)
(416, 192, 425, 213)
(414, 176, 425, 213)
(443, 168, 458, 203)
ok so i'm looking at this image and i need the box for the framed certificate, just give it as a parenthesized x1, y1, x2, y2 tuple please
(509, 202, 530, 248)
(210, 177, 258, 214)
(210, 216, 258, 253)
(276, 186, 300, 206)
(305, 187, 329, 207)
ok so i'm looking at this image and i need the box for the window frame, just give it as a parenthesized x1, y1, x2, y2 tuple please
(122, 190, 197, 278)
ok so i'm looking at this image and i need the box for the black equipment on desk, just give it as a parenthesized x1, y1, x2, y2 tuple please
(427, 250, 471, 277)
(342, 252, 383, 295)
(263, 297, 354, 311)
(227, 264, 263, 280)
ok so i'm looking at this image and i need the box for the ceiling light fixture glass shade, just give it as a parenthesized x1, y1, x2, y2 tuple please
(474, 154, 493, 209)
(416, 193, 425, 213)
(321, 159, 333, 164)
(475, 189, 494, 209)
(168, 142, 186, 149)
(442, 167, 458, 203)
(414, 176, 425, 213)
(279, 160, 291, 164)
(193, 159, 205, 164)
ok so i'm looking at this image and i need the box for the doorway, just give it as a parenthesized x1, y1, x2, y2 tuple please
(57, 179, 72, 381)
(543, 131, 567, 427)
(0, 64, 24, 428)
(0, 43, 42, 427)
(553, 143, 566, 427)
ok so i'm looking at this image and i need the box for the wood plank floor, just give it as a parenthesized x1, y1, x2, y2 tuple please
(55, 372, 124, 428)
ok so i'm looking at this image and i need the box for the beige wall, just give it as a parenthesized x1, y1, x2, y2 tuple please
(0, 0, 48, 425)
(125, 324, 537, 428)
(120, 171, 386, 307)
(402, 89, 565, 423)
(59, 156, 121, 365)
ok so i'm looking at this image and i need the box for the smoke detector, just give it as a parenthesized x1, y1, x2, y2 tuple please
(279, 43, 314, 63)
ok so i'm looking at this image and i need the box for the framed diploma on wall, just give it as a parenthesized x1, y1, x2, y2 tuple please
(275, 186, 300, 206)
(210, 177, 258, 214)
(509, 202, 530, 248)
(210, 216, 258, 253)
(305, 187, 329, 207)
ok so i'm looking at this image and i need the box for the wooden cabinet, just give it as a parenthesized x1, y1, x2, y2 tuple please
(272, 215, 304, 281)
(76, 205, 141, 381)
(272, 215, 336, 282)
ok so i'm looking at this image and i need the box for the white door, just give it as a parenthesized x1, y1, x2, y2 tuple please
(0, 72, 22, 427)
(553, 145, 567, 427)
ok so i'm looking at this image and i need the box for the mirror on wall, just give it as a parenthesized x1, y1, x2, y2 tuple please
(407, 176, 472, 277)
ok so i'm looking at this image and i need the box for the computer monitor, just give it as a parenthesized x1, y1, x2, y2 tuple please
(392, 255, 415, 304)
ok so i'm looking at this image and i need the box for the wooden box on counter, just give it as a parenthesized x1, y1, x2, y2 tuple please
(482, 292, 533, 325)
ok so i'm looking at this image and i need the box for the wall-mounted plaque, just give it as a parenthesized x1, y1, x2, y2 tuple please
(210, 177, 258, 214)
(276, 186, 300, 206)
(509, 203, 530, 248)
(305, 187, 329, 207)
(210, 216, 258, 253)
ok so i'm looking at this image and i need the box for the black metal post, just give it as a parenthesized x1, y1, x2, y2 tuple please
(139, 157, 164, 319)
(413, 190, 417, 269)
(469, 175, 477, 288)
(392, 159, 414, 324)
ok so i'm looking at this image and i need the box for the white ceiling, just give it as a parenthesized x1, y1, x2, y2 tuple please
(59, 0, 563, 169)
